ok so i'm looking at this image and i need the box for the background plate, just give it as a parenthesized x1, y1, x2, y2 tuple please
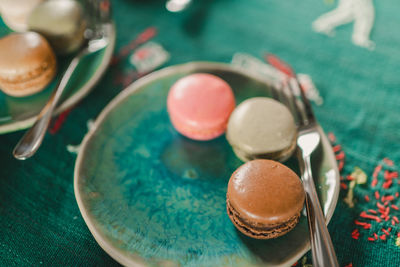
(0, 17, 115, 134)
(75, 62, 340, 267)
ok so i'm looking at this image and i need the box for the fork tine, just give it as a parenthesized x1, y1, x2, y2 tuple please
(295, 78, 316, 125)
(277, 82, 289, 107)
(266, 53, 307, 126)
(271, 80, 279, 99)
(287, 78, 309, 126)
(281, 79, 303, 125)
(98, 0, 112, 23)
(272, 78, 304, 126)
(271, 81, 285, 102)
(83, 0, 112, 42)
(92, 0, 101, 27)
(83, 0, 95, 36)
(275, 82, 300, 121)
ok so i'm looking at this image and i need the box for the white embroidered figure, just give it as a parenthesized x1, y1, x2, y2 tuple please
(312, 0, 375, 50)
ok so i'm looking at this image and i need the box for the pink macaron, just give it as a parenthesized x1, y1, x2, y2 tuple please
(167, 73, 236, 141)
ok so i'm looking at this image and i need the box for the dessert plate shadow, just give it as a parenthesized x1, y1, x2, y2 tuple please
(0, 17, 115, 134)
(74, 62, 340, 267)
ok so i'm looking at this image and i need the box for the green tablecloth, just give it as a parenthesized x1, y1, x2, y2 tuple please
(1, 0, 399, 266)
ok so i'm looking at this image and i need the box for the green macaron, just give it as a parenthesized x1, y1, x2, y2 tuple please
(226, 97, 297, 162)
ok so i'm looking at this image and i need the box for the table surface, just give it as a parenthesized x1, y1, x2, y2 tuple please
(1, 0, 399, 266)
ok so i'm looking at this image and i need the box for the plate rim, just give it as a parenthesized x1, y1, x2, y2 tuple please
(74, 61, 340, 267)
(0, 23, 116, 134)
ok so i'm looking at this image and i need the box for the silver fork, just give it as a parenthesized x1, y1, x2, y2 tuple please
(267, 55, 339, 267)
(13, 0, 113, 160)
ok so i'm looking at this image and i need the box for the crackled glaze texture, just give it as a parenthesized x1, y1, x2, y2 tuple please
(76, 63, 339, 267)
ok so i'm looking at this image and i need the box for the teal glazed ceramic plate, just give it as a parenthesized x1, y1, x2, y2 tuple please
(75, 62, 340, 267)
(0, 17, 115, 134)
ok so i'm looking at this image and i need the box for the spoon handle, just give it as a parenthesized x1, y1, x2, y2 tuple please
(13, 52, 84, 160)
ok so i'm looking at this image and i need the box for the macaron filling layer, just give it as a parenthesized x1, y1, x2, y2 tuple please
(0, 60, 56, 96)
(231, 135, 297, 162)
(226, 159, 305, 239)
(0, 59, 55, 84)
(227, 197, 300, 238)
(0, 32, 57, 96)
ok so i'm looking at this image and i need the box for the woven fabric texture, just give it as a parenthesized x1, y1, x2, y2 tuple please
(0, 0, 399, 266)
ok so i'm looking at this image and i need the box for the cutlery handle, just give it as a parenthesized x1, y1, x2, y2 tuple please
(300, 153, 339, 267)
(13, 53, 83, 160)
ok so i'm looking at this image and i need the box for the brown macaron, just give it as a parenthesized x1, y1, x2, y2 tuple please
(226, 159, 305, 239)
(0, 32, 57, 97)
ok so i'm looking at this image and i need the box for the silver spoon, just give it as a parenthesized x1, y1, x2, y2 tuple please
(13, 0, 112, 160)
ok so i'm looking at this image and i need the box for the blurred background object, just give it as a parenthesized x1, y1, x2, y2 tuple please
(166, 0, 191, 12)
(27, 0, 86, 55)
(0, 32, 57, 97)
(0, 0, 44, 31)
(13, 0, 113, 159)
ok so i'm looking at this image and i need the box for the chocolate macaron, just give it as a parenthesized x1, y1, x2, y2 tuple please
(0, 32, 57, 97)
(226, 97, 297, 162)
(226, 159, 305, 239)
